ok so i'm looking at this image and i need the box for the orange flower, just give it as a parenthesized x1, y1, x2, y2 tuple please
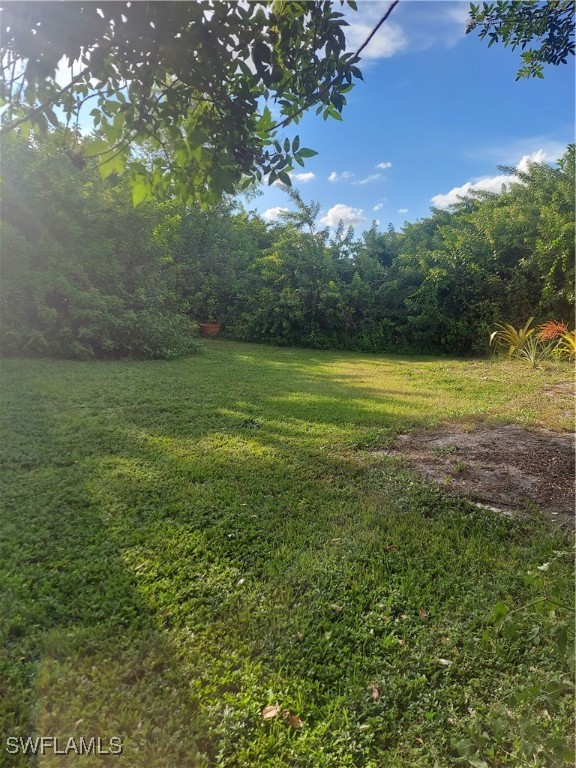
(537, 320, 568, 341)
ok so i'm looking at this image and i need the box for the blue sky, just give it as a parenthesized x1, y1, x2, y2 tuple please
(254, 0, 574, 234)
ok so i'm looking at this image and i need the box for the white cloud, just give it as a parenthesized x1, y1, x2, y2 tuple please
(390, 2, 468, 52)
(431, 176, 513, 209)
(373, 203, 384, 211)
(292, 172, 315, 183)
(336, 0, 482, 75)
(439, 3, 471, 42)
(352, 173, 382, 186)
(344, 2, 408, 60)
(341, 1, 468, 64)
(431, 149, 554, 209)
(351, 22, 407, 59)
(262, 206, 288, 221)
(516, 149, 548, 173)
(468, 137, 569, 166)
(398, 208, 408, 214)
(376, 161, 392, 170)
(328, 170, 356, 182)
(320, 204, 367, 228)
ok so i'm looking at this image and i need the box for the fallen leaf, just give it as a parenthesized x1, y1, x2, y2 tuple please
(418, 608, 428, 620)
(386, 545, 397, 551)
(438, 658, 452, 666)
(262, 705, 279, 720)
(369, 685, 381, 701)
(283, 711, 302, 728)
(415, 737, 424, 745)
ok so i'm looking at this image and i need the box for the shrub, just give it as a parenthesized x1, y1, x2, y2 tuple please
(489, 317, 535, 356)
(553, 330, 576, 360)
(515, 335, 556, 369)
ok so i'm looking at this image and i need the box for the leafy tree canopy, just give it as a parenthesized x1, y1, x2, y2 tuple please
(0, 0, 373, 205)
(466, 0, 575, 79)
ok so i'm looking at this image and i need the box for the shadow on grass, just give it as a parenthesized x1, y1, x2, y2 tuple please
(1, 342, 571, 767)
(0, 395, 217, 766)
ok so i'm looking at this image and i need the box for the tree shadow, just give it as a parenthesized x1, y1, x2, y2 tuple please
(0, 391, 217, 766)
(2, 345, 566, 767)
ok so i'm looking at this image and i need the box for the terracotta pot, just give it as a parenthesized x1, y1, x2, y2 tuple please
(199, 322, 221, 337)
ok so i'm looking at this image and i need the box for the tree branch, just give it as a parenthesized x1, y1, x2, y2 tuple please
(269, 0, 400, 132)
(355, 0, 400, 59)
(0, 61, 94, 136)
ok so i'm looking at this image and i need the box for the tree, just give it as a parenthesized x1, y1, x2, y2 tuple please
(466, 1, 575, 79)
(0, 0, 382, 204)
(0, 129, 198, 359)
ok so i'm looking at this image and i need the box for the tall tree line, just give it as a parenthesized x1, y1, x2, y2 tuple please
(1, 131, 573, 359)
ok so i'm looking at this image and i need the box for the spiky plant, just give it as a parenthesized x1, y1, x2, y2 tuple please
(515, 335, 556, 369)
(553, 330, 576, 360)
(489, 317, 535, 356)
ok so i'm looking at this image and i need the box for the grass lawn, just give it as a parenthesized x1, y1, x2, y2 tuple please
(1, 340, 574, 767)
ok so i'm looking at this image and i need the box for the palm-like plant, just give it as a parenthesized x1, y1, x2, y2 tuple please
(515, 335, 556, 368)
(554, 330, 576, 359)
(489, 317, 535, 356)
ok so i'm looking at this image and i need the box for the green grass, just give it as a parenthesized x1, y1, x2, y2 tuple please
(1, 341, 573, 767)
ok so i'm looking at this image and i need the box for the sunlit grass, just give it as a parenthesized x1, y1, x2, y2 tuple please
(0, 341, 573, 767)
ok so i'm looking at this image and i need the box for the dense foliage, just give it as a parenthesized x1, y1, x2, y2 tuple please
(0, 131, 198, 359)
(0, 0, 366, 204)
(467, 0, 575, 79)
(1, 132, 573, 359)
(1, 1, 571, 208)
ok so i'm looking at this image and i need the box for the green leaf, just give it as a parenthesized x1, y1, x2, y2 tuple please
(297, 148, 318, 158)
(256, 106, 273, 132)
(187, 128, 206, 148)
(277, 171, 291, 187)
(98, 150, 125, 179)
(131, 177, 153, 206)
(45, 109, 59, 128)
(83, 139, 111, 158)
(491, 601, 509, 622)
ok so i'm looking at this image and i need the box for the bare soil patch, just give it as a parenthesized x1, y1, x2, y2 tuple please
(381, 424, 575, 528)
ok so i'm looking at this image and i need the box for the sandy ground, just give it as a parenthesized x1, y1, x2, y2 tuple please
(381, 423, 575, 529)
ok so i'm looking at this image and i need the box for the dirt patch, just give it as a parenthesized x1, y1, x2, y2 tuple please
(380, 425, 575, 528)
(543, 381, 575, 399)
